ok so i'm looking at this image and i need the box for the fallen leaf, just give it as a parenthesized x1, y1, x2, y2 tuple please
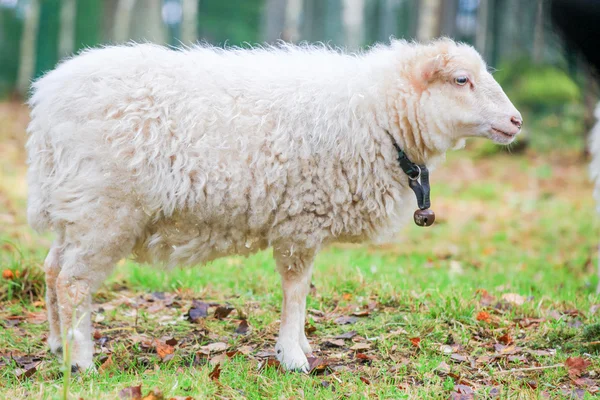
(214, 306, 234, 320)
(476, 289, 496, 306)
(565, 357, 591, 378)
(322, 339, 345, 347)
(258, 358, 281, 371)
(350, 343, 371, 351)
(237, 345, 254, 355)
(154, 340, 174, 360)
(355, 353, 377, 362)
(307, 357, 330, 374)
(169, 397, 194, 400)
(501, 293, 525, 306)
(235, 320, 249, 334)
(494, 344, 521, 355)
(334, 316, 358, 325)
(142, 388, 164, 400)
(450, 354, 470, 363)
(187, 301, 209, 322)
(498, 333, 513, 345)
(199, 342, 227, 354)
(359, 376, 371, 385)
(99, 354, 113, 373)
(208, 364, 221, 381)
(436, 361, 451, 374)
(342, 293, 352, 301)
(209, 353, 226, 367)
(334, 330, 357, 339)
(476, 311, 491, 323)
(2, 269, 14, 280)
(410, 337, 421, 348)
(119, 385, 143, 400)
(451, 384, 474, 400)
(165, 338, 178, 346)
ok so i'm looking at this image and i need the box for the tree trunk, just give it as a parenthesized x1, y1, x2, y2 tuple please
(181, 0, 199, 44)
(263, 0, 287, 42)
(342, 0, 365, 49)
(113, 0, 136, 43)
(17, 0, 40, 95)
(475, 0, 488, 56)
(58, 0, 75, 57)
(532, 0, 544, 63)
(102, 0, 120, 43)
(416, 0, 441, 42)
(34, 0, 61, 78)
(130, 0, 167, 44)
(283, 0, 302, 42)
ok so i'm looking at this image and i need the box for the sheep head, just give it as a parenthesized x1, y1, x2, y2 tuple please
(408, 39, 522, 146)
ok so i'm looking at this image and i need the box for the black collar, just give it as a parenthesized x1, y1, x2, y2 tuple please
(386, 131, 435, 227)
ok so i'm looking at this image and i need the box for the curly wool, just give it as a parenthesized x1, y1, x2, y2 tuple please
(27, 40, 470, 268)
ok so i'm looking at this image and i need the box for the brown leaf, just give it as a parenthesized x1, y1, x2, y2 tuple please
(199, 342, 227, 354)
(342, 293, 352, 301)
(410, 337, 421, 348)
(498, 333, 513, 345)
(154, 340, 175, 360)
(13, 361, 39, 380)
(565, 357, 591, 378)
(119, 385, 143, 400)
(98, 354, 113, 373)
(494, 344, 521, 355)
(350, 342, 371, 351)
(307, 357, 330, 374)
(452, 384, 474, 400)
(208, 364, 221, 381)
(334, 316, 358, 325)
(142, 388, 164, 400)
(476, 311, 491, 323)
(2, 269, 14, 280)
(355, 353, 377, 362)
(436, 361, 451, 374)
(186, 301, 209, 322)
(476, 289, 496, 306)
(501, 293, 525, 306)
(359, 376, 371, 385)
(334, 330, 357, 339)
(258, 358, 281, 372)
(450, 354, 470, 363)
(214, 306, 234, 320)
(322, 339, 345, 347)
(169, 397, 194, 400)
(165, 338, 178, 346)
(235, 320, 249, 334)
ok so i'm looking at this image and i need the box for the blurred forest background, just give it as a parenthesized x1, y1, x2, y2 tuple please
(0, 0, 596, 151)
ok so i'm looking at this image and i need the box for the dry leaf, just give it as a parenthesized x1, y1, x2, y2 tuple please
(342, 293, 352, 301)
(99, 354, 113, 373)
(498, 333, 513, 345)
(235, 320, 249, 334)
(187, 301, 209, 322)
(476, 311, 491, 323)
(154, 340, 175, 360)
(142, 388, 164, 400)
(501, 293, 525, 306)
(119, 385, 143, 400)
(565, 357, 591, 378)
(322, 339, 345, 347)
(2, 269, 14, 280)
(334, 316, 358, 325)
(307, 357, 330, 374)
(359, 376, 371, 385)
(350, 342, 371, 351)
(410, 337, 421, 348)
(214, 306, 234, 320)
(334, 330, 357, 339)
(200, 342, 227, 353)
(209, 364, 221, 381)
(436, 361, 451, 374)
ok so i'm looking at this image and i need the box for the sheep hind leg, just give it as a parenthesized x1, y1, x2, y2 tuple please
(56, 208, 143, 371)
(44, 236, 64, 355)
(274, 246, 315, 372)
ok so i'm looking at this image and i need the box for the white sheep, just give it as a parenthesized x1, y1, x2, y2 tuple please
(26, 39, 521, 372)
(589, 103, 600, 293)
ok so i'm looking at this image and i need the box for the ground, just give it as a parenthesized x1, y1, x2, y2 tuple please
(0, 102, 599, 399)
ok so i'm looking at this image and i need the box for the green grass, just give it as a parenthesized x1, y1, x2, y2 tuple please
(1, 103, 599, 399)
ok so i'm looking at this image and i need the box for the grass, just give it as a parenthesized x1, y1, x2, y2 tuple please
(1, 102, 600, 399)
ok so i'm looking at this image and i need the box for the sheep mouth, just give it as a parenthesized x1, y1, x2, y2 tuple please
(491, 127, 518, 138)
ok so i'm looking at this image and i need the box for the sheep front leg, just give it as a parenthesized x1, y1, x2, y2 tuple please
(274, 247, 315, 372)
(44, 242, 63, 354)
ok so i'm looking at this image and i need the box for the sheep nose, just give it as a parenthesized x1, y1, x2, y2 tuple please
(511, 116, 523, 129)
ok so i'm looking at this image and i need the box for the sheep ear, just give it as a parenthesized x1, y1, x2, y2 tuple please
(420, 55, 446, 82)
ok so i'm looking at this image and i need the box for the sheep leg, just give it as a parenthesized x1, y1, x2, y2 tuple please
(274, 247, 315, 372)
(298, 285, 312, 354)
(597, 243, 600, 295)
(44, 239, 63, 354)
(56, 213, 140, 371)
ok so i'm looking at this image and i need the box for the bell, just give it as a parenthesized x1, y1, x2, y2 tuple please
(414, 209, 435, 227)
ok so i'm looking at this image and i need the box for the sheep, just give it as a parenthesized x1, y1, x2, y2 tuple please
(26, 39, 522, 372)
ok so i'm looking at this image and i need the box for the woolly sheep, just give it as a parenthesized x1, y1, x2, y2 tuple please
(26, 39, 522, 372)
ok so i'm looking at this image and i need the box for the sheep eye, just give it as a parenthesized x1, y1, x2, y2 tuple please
(454, 76, 469, 86)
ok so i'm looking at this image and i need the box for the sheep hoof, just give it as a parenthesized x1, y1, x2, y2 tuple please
(275, 342, 309, 373)
(414, 209, 435, 227)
